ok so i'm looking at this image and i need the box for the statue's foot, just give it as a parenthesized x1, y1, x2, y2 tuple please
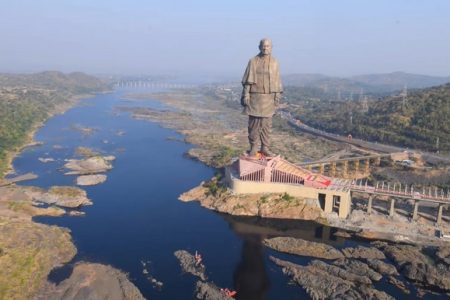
(260, 147, 275, 157)
(247, 146, 259, 158)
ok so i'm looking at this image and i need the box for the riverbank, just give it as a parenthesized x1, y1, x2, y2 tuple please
(2, 93, 106, 178)
(120, 89, 344, 167)
(0, 89, 145, 299)
(0, 183, 144, 299)
(180, 175, 449, 246)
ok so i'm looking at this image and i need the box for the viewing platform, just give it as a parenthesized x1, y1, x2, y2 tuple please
(225, 155, 352, 218)
(225, 155, 449, 223)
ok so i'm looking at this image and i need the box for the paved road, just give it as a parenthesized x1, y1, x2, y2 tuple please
(279, 111, 450, 164)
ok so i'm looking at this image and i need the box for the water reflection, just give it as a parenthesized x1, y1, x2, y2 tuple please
(221, 214, 348, 299)
(234, 236, 269, 300)
(222, 214, 346, 246)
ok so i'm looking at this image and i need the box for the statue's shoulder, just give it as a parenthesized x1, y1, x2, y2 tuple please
(249, 56, 259, 64)
(270, 56, 279, 64)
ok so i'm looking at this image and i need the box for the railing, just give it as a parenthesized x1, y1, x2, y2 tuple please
(348, 179, 450, 203)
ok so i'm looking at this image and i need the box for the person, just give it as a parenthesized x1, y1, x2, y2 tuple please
(241, 38, 283, 157)
(194, 250, 202, 267)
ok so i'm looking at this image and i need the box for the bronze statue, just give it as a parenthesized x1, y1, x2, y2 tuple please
(241, 38, 283, 157)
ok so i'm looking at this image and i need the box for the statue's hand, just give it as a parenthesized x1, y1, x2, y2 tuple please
(241, 94, 250, 107)
(274, 93, 281, 106)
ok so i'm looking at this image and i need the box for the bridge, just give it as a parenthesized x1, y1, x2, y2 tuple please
(350, 179, 449, 225)
(114, 81, 196, 89)
(298, 153, 391, 178)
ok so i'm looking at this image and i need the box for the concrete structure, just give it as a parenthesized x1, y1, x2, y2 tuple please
(225, 155, 352, 218)
(297, 153, 391, 178)
(226, 155, 450, 222)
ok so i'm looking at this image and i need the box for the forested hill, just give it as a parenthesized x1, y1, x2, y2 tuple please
(292, 82, 450, 153)
(283, 72, 450, 101)
(0, 71, 109, 176)
(0, 71, 107, 93)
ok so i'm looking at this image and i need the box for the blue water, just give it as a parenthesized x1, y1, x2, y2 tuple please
(11, 90, 421, 299)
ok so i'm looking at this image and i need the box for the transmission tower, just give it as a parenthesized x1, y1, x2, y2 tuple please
(401, 84, 408, 111)
(361, 96, 369, 113)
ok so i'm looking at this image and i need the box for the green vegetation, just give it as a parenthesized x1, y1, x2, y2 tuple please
(280, 192, 295, 202)
(259, 195, 269, 204)
(0, 72, 108, 176)
(211, 145, 241, 167)
(0, 221, 76, 300)
(289, 83, 450, 152)
(48, 186, 85, 198)
(203, 174, 227, 197)
(232, 204, 245, 211)
(75, 146, 100, 158)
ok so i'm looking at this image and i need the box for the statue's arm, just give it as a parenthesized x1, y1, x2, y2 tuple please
(241, 84, 250, 106)
(274, 91, 282, 106)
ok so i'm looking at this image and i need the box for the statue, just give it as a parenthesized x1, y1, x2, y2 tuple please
(241, 38, 283, 157)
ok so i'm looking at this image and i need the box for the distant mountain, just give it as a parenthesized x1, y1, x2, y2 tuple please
(282, 73, 332, 86)
(0, 71, 109, 93)
(283, 72, 450, 99)
(351, 72, 450, 91)
(293, 82, 450, 152)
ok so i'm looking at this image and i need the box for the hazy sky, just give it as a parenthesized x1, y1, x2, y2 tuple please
(1, 0, 450, 77)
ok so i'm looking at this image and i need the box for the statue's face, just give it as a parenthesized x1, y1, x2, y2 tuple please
(259, 40, 272, 56)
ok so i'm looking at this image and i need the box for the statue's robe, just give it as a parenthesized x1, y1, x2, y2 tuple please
(241, 55, 283, 117)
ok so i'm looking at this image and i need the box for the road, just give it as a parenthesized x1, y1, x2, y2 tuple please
(278, 111, 450, 165)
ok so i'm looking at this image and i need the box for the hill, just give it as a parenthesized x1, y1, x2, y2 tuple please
(283, 72, 450, 102)
(0, 71, 107, 93)
(0, 72, 109, 176)
(351, 71, 450, 91)
(290, 82, 450, 152)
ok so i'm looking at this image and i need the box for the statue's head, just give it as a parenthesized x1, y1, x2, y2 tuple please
(258, 38, 272, 56)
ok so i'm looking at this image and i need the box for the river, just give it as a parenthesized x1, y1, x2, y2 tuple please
(11, 89, 420, 299)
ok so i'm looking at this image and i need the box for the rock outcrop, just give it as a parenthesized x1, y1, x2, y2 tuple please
(33, 186, 92, 208)
(341, 245, 386, 260)
(36, 263, 144, 300)
(195, 281, 233, 300)
(332, 258, 383, 282)
(76, 174, 107, 186)
(174, 250, 207, 281)
(263, 237, 344, 260)
(365, 258, 398, 276)
(180, 180, 326, 222)
(376, 242, 450, 292)
(0, 220, 76, 299)
(64, 156, 114, 175)
(270, 256, 393, 300)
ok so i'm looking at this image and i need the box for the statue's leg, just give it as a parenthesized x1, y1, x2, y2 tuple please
(260, 117, 274, 156)
(248, 116, 260, 155)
